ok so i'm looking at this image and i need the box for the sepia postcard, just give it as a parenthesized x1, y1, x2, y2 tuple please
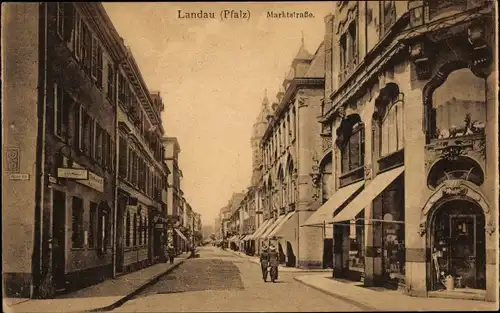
(2, 1, 499, 312)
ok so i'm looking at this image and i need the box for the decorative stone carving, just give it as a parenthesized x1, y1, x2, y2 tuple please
(485, 219, 496, 236)
(297, 96, 307, 107)
(442, 185, 468, 197)
(364, 164, 372, 179)
(467, 21, 492, 78)
(408, 41, 432, 80)
(322, 136, 332, 152)
(5, 147, 20, 173)
(417, 221, 427, 237)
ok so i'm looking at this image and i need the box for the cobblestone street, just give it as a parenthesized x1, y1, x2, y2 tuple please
(112, 247, 365, 312)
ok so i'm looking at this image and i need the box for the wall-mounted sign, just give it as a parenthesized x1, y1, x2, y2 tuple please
(72, 162, 104, 193)
(48, 176, 58, 184)
(57, 168, 89, 179)
(9, 173, 30, 181)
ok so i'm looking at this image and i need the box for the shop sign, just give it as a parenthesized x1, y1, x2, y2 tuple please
(48, 176, 58, 184)
(8, 173, 30, 181)
(155, 223, 164, 229)
(72, 162, 104, 193)
(57, 168, 88, 179)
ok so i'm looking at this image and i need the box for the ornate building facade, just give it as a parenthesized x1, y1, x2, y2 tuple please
(252, 40, 327, 268)
(317, 0, 497, 302)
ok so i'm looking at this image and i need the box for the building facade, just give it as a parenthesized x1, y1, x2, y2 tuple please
(317, 0, 497, 302)
(251, 40, 327, 269)
(2, 3, 130, 298)
(163, 137, 188, 253)
(115, 53, 169, 273)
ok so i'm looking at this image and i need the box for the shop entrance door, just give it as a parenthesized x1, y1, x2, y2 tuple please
(430, 200, 486, 290)
(52, 190, 66, 290)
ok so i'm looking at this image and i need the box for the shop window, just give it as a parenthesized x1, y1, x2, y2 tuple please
(98, 206, 110, 250)
(56, 3, 64, 38)
(378, 177, 405, 288)
(430, 200, 485, 290)
(133, 213, 137, 246)
(125, 211, 131, 247)
(88, 201, 98, 248)
(431, 69, 486, 140)
(71, 197, 84, 248)
(348, 210, 365, 273)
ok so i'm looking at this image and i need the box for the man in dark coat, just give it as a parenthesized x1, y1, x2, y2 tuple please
(268, 245, 279, 282)
(260, 245, 270, 282)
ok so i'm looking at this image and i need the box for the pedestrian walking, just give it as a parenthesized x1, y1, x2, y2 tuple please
(167, 245, 175, 264)
(260, 245, 270, 282)
(268, 245, 279, 282)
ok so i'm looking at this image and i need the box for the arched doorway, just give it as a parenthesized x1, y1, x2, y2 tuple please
(428, 199, 486, 291)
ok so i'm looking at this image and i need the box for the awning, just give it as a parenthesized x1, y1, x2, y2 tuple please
(252, 219, 273, 240)
(266, 211, 295, 238)
(261, 214, 287, 240)
(302, 181, 365, 227)
(238, 234, 246, 240)
(174, 228, 188, 242)
(332, 166, 405, 223)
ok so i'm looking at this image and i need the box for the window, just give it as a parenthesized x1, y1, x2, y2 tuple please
(382, 1, 396, 34)
(340, 34, 347, 70)
(53, 83, 70, 139)
(73, 13, 82, 60)
(128, 148, 133, 183)
(91, 37, 103, 88)
(380, 102, 404, 157)
(74, 105, 84, 152)
(71, 197, 84, 248)
(107, 61, 115, 102)
(95, 124, 102, 163)
(83, 110, 91, 155)
(90, 119, 96, 160)
(341, 124, 365, 174)
(126, 211, 131, 247)
(81, 22, 92, 74)
(56, 3, 64, 38)
(119, 136, 128, 178)
(102, 131, 108, 169)
(89, 202, 98, 248)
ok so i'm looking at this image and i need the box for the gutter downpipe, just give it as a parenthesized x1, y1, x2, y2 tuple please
(33, 2, 48, 298)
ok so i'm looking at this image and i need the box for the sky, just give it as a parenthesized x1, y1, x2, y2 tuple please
(103, 2, 333, 227)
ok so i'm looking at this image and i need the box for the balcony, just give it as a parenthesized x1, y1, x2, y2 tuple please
(424, 133, 486, 180)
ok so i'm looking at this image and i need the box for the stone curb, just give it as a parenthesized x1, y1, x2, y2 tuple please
(87, 256, 191, 312)
(293, 276, 378, 312)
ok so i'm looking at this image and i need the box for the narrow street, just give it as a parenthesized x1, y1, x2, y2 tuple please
(111, 246, 365, 312)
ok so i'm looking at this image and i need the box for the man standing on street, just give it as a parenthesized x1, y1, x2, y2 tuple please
(260, 245, 270, 282)
(268, 245, 279, 282)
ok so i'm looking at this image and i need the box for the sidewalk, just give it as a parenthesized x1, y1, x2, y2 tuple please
(3, 253, 190, 313)
(294, 273, 498, 311)
(226, 249, 331, 273)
